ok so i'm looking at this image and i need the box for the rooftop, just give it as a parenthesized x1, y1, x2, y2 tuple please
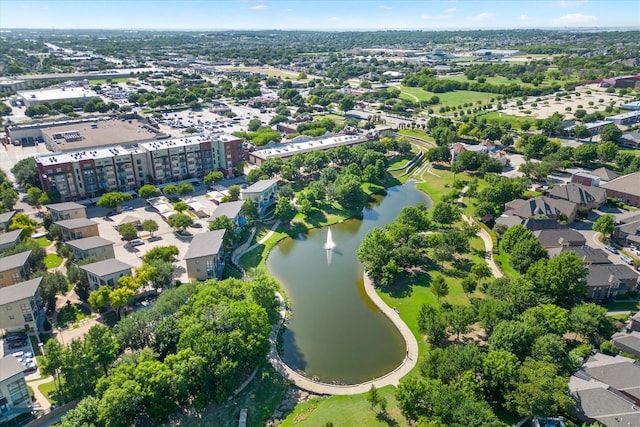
(0, 355, 28, 383)
(547, 245, 611, 264)
(18, 86, 98, 102)
(66, 236, 114, 251)
(0, 230, 23, 247)
(54, 218, 98, 229)
(601, 172, 640, 197)
(0, 277, 41, 305)
(80, 259, 132, 277)
(547, 183, 606, 206)
(0, 250, 32, 271)
(138, 135, 210, 152)
(0, 210, 16, 224)
(209, 200, 244, 221)
(45, 201, 86, 212)
(184, 229, 225, 259)
(611, 331, 640, 357)
(505, 196, 577, 220)
(251, 134, 369, 161)
(242, 179, 278, 194)
(590, 167, 619, 182)
(587, 263, 639, 286)
(37, 145, 134, 166)
(532, 229, 586, 248)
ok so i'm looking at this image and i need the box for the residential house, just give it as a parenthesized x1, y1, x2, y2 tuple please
(571, 172, 601, 187)
(241, 179, 278, 217)
(0, 211, 16, 233)
(80, 259, 133, 290)
(613, 214, 640, 247)
(54, 218, 99, 241)
(590, 167, 619, 183)
(66, 236, 115, 262)
(0, 355, 32, 424)
(611, 331, 640, 358)
(547, 183, 606, 211)
(523, 218, 565, 231)
(504, 196, 578, 223)
(532, 229, 587, 249)
(0, 251, 31, 288)
(620, 132, 640, 149)
(0, 277, 43, 333)
(184, 229, 225, 281)
(630, 311, 640, 333)
(548, 246, 611, 265)
(0, 230, 22, 252)
(586, 263, 639, 300)
(208, 200, 245, 227)
(45, 202, 86, 222)
(601, 172, 640, 208)
(494, 214, 524, 228)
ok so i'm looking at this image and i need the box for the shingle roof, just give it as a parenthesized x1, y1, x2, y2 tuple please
(523, 218, 563, 231)
(0, 277, 41, 305)
(587, 263, 639, 288)
(45, 202, 86, 212)
(0, 229, 23, 246)
(532, 229, 586, 248)
(548, 183, 606, 206)
(80, 259, 132, 277)
(54, 218, 98, 229)
(547, 245, 610, 264)
(0, 250, 31, 271)
(209, 200, 244, 221)
(184, 229, 225, 259)
(0, 210, 16, 224)
(582, 355, 640, 400)
(505, 196, 577, 220)
(611, 331, 640, 357)
(601, 172, 640, 197)
(0, 355, 28, 383)
(66, 236, 114, 251)
(590, 167, 619, 181)
(242, 179, 278, 194)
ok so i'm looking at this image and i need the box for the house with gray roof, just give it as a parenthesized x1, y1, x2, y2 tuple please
(54, 217, 99, 241)
(208, 200, 245, 227)
(620, 132, 640, 149)
(0, 251, 31, 288)
(614, 216, 640, 247)
(611, 331, 640, 358)
(601, 172, 640, 208)
(241, 179, 278, 216)
(523, 218, 564, 231)
(80, 259, 132, 290)
(0, 355, 32, 423)
(45, 201, 86, 222)
(591, 167, 619, 182)
(505, 196, 578, 223)
(0, 210, 16, 233)
(586, 263, 639, 300)
(630, 311, 640, 333)
(548, 183, 606, 210)
(0, 230, 22, 252)
(0, 277, 43, 333)
(184, 229, 225, 281)
(548, 246, 611, 265)
(532, 228, 587, 249)
(66, 236, 115, 261)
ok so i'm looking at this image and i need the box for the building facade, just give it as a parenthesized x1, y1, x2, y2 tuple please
(241, 180, 278, 216)
(45, 202, 86, 222)
(54, 218, 100, 241)
(0, 356, 32, 424)
(184, 230, 225, 281)
(66, 237, 115, 262)
(0, 277, 43, 333)
(80, 259, 132, 290)
(0, 251, 31, 288)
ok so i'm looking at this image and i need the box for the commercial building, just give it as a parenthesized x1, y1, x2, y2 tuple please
(504, 196, 578, 223)
(54, 218, 100, 241)
(0, 251, 31, 288)
(600, 74, 640, 89)
(605, 110, 640, 126)
(66, 236, 115, 262)
(45, 202, 86, 222)
(600, 172, 640, 208)
(241, 180, 278, 216)
(0, 356, 32, 424)
(81, 259, 133, 290)
(0, 277, 43, 333)
(184, 229, 225, 281)
(36, 133, 243, 201)
(17, 87, 98, 107)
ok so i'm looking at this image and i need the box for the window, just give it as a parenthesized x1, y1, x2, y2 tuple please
(195, 260, 200, 264)
(7, 379, 29, 405)
(23, 313, 33, 323)
(136, 159, 142, 164)
(5, 306, 11, 311)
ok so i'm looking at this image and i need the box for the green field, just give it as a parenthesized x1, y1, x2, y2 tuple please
(400, 86, 495, 108)
(88, 77, 131, 85)
(44, 253, 63, 269)
(473, 110, 539, 128)
(440, 73, 566, 89)
(34, 236, 53, 247)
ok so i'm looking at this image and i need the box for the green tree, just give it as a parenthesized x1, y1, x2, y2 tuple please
(431, 202, 461, 227)
(176, 182, 194, 196)
(97, 192, 132, 210)
(274, 195, 297, 223)
(482, 350, 520, 404)
(573, 143, 598, 163)
(208, 215, 235, 249)
(461, 274, 478, 296)
(38, 271, 69, 307)
(118, 223, 138, 241)
(145, 259, 176, 289)
(593, 213, 615, 240)
(241, 198, 258, 221)
(431, 275, 449, 303)
(418, 304, 447, 346)
(0, 182, 18, 212)
(89, 285, 112, 312)
(499, 225, 531, 253)
(9, 212, 39, 239)
(357, 227, 394, 285)
(142, 246, 179, 263)
(509, 238, 547, 274)
(138, 184, 160, 199)
(597, 141, 618, 162)
(173, 201, 189, 212)
(167, 213, 193, 231)
(163, 185, 178, 198)
(332, 174, 366, 212)
(228, 185, 241, 201)
(519, 304, 569, 336)
(247, 118, 262, 132)
(203, 171, 224, 186)
(525, 252, 587, 307)
(26, 187, 47, 210)
(367, 384, 380, 410)
(569, 303, 611, 342)
(599, 123, 622, 143)
(447, 305, 476, 340)
(11, 157, 41, 189)
(85, 325, 120, 375)
(142, 219, 159, 237)
(471, 262, 491, 280)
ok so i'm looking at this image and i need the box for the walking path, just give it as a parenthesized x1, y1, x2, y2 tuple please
(231, 220, 280, 266)
(457, 187, 504, 278)
(267, 273, 418, 395)
(28, 376, 54, 412)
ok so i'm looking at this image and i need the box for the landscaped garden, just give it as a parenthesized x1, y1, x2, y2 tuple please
(56, 303, 91, 328)
(43, 253, 63, 269)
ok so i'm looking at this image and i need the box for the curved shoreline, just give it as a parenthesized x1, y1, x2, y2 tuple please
(267, 273, 418, 395)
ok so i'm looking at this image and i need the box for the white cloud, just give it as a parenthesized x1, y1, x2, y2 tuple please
(328, 16, 341, 22)
(379, 5, 392, 10)
(421, 14, 453, 20)
(553, 13, 597, 25)
(250, 4, 267, 10)
(282, 8, 293, 13)
(520, 14, 528, 20)
(560, 0, 588, 7)
(467, 12, 496, 22)
(444, 7, 460, 13)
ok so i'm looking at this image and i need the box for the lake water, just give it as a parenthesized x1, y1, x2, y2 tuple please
(267, 182, 431, 384)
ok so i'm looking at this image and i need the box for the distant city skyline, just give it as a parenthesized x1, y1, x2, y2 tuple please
(1, 0, 638, 31)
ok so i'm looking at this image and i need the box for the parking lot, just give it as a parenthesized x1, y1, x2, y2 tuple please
(1, 333, 41, 380)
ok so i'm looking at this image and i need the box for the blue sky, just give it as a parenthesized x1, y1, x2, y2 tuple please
(1, 1, 638, 30)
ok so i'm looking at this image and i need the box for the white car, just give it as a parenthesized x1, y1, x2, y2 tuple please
(128, 239, 144, 247)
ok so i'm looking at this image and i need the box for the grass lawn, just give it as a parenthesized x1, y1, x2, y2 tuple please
(56, 303, 90, 327)
(473, 110, 538, 129)
(398, 128, 435, 144)
(387, 153, 416, 170)
(281, 385, 406, 427)
(496, 251, 521, 279)
(165, 365, 287, 427)
(38, 378, 64, 405)
(400, 87, 495, 108)
(43, 253, 63, 269)
(88, 77, 131, 85)
(602, 300, 640, 312)
(34, 236, 52, 247)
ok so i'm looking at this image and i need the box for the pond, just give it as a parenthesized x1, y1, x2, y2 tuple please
(267, 181, 431, 384)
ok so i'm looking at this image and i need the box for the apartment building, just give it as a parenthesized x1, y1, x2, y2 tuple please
(45, 202, 86, 222)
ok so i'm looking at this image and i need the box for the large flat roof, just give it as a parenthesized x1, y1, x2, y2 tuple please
(80, 259, 132, 277)
(66, 236, 114, 251)
(184, 229, 225, 259)
(0, 355, 28, 383)
(45, 202, 86, 212)
(251, 134, 369, 161)
(0, 277, 41, 305)
(601, 172, 640, 197)
(139, 135, 211, 152)
(18, 87, 98, 102)
(37, 145, 133, 166)
(54, 218, 98, 229)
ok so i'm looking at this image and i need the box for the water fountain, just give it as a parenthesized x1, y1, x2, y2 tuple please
(324, 227, 336, 250)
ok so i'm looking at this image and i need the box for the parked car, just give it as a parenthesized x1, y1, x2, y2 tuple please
(191, 223, 203, 228)
(148, 236, 162, 242)
(8, 340, 27, 349)
(604, 245, 618, 254)
(128, 239, 144, 247)
(5, 335, 26, 342)
(621, 255, 634, 265)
